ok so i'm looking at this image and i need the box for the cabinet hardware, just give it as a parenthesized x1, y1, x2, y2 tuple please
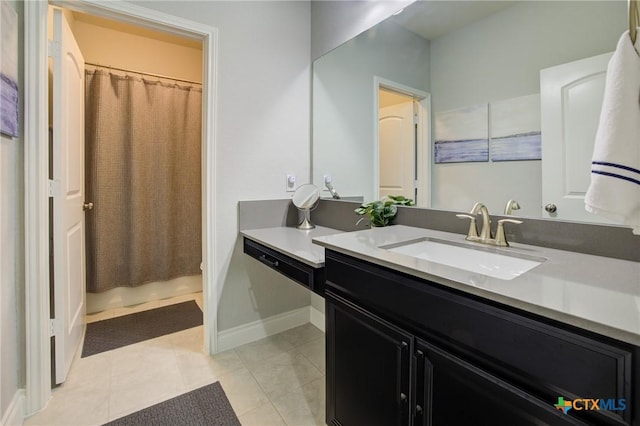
(258, 254, 279, 268)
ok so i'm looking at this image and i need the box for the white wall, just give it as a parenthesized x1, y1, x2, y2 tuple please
(430, 1, 626, 216)
(126, 1, 312, 332)
(313, 19, 430, 201)
(311, 0, 414, 60)
(0, 0, 25, 419)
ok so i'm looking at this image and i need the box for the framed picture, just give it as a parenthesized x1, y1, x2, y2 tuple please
(434, 104, 489, 163)
(490, 94, 541, 161)
(1, 1, 19, 138)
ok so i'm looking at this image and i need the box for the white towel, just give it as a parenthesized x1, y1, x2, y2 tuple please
(585, 31, 640, 234)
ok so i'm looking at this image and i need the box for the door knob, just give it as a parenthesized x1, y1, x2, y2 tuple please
(83, 202, 94, 211)
(544, 203, 557, 213)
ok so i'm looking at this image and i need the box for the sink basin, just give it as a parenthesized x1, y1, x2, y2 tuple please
(381, 237, 545, 280)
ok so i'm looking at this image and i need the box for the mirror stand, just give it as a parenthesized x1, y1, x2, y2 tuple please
(297, 209, 315, 230)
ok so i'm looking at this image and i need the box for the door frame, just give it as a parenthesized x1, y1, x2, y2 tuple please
(24, 0, 218, 414)
(373, 76, 431, 207)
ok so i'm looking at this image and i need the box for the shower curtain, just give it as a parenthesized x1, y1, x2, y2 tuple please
(85, 69, 202, 293)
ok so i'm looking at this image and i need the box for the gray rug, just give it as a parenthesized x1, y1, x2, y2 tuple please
(104, 382, 240, 426)
(82, 300, 203, 357)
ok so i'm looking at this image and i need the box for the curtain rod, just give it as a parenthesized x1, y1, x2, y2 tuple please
(85, 62, 202, 86)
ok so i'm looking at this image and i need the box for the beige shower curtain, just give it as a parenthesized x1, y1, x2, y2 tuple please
(85, 69, 202, 293)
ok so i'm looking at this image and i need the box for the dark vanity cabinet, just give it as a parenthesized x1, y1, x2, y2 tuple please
(328, 295, 412, 426)
(324, 250, 639, 426)
(413, 338, 590, 426)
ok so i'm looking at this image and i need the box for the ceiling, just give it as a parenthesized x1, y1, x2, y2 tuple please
(390, 0, 516, 40)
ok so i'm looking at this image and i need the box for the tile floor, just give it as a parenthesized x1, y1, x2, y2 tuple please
(25, 293, 326, 426)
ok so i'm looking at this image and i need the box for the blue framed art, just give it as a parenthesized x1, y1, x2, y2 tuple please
(434, 104, 489, 164)
(490, 94, 541, 162)
(1, 1, 19, 138)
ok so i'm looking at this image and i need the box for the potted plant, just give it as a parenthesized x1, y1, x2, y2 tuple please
(354, 195, 414, 227)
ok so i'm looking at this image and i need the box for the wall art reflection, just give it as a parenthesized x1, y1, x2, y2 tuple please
(490, 94, 541, 162)
(434, 104, 489, 164)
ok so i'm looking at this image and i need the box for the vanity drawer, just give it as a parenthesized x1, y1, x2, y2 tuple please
(325, 250, 636, 425)
(243, 238, 325, 296)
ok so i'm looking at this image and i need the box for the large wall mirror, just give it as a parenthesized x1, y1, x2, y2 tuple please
(312, 0, 626, 223)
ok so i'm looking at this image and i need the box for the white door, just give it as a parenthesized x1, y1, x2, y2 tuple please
(51, 8, 86, 384)
(379, 101, 416, 201)
(540, 52, 616, 223)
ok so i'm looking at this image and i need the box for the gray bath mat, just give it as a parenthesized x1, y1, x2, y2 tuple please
(82, 300, 203, 357)
(104, 382, 240, 426)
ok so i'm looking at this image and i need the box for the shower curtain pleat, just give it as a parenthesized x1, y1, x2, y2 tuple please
(85, 70, 202, 293)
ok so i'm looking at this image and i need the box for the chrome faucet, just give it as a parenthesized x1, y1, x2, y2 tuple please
(470, 202, 492, 240)
(504, 199, 521, 215)
(456, 203, 522, 247)
(324, 176, 341, 199)
(325, 182, 341, 199)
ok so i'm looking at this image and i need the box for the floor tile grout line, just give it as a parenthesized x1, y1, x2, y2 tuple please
(238, 343, 323, 423)
(236, 341, 301, 371)
(106, 355, 188, 423)
(35, 293, 326, 426)
(268, 396, 293, 426)
(245, 400, 289, 426)
(242, 362, 291, 426)
(251, 355, 323, 406)
(267, 374, 327, 426)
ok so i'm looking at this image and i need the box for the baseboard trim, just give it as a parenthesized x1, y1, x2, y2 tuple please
(310, 306, 325, 332)
(1, 389, 25, 426)
(216, 306, 311, 352)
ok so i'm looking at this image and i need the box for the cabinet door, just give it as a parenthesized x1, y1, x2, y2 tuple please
(327, 292, 412, 426)
(415, 339, 588, 426)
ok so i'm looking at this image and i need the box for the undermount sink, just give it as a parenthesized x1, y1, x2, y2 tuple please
(380, 237, 545, 280)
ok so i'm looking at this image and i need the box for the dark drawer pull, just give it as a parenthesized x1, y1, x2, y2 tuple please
(259, 254, 279, 268)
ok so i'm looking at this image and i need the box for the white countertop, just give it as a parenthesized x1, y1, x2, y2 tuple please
(241, 226, 343, 268)
(312, 225, 640, 346)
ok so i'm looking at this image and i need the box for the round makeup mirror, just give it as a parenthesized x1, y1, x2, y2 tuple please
(292, 184, 320, 230)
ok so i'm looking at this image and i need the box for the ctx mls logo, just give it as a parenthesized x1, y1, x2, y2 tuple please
(555, 397, 573, 414)
(554, 397, 627, 414)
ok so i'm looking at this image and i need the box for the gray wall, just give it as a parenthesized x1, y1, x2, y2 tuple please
(128, 1, 312, 332)
(0, 0, 25, 417)
(313, 19, 430, 201)
(310, 0, 414, 60)
(430, 1, 626, 215)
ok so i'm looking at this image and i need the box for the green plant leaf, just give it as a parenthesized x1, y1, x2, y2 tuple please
(353, 195, 413, 227)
